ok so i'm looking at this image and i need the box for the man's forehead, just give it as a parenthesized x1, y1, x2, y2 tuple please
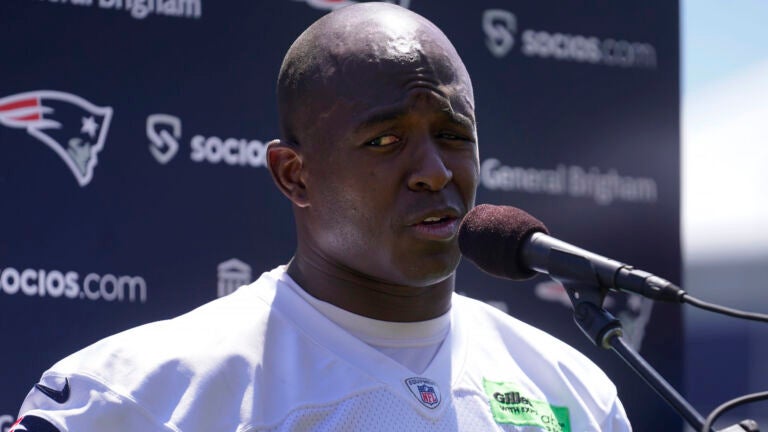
(312, 4, 467, 84)
(278, 3, 474, 144)
(322, 26, 470, 102)
(318, 2, 433, 38)
(321, 6, 435, 60)
(352, 96, 476, 135)
(330, 52, 464, 97)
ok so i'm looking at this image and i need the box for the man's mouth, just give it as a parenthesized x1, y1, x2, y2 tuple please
(421, 216, 453, 225)
(410, 215, 460, 240)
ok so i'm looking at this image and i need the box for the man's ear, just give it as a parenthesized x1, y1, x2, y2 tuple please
(266, 139, 309, 208)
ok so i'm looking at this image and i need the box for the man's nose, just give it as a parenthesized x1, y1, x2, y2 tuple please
(407, 138, 453, 192)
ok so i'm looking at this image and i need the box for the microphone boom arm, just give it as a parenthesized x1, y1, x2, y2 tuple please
(544, 246, 710, 430)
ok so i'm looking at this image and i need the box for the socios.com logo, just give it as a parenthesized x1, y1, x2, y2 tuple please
(482, 10, 658, 69)
(0, 266, 147, 303)
(147, 114, 181, 164)
(483, 9, 516, 57)
(146, 114, 269, 168)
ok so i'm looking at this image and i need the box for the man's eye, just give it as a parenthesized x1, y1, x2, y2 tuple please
(366, 135, 400, 147)
(438, 132, 471, 142)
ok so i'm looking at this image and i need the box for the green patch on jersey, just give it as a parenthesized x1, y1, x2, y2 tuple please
(482, 378, 571, 432)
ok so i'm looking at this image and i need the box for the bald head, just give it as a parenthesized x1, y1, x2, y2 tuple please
(267, 3, 481, 303)
(277, 3, 474, 146)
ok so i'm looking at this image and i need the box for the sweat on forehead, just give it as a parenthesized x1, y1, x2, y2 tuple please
(276, 2, 472, 145)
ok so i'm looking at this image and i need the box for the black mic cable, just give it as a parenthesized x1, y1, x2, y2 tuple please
(701, 392, 768, 432)
(682, 295, 768, 323)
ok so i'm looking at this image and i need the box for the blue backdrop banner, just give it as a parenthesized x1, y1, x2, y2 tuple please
(0, 0, 680, 429)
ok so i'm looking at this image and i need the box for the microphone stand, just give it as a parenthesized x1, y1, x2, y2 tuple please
(547, 249, 758, 432)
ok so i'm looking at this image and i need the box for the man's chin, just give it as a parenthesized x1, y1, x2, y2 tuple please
(394, 259, 459, 288)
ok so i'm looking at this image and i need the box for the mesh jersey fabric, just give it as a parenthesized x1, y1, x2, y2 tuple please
(17, 266, 631, 431)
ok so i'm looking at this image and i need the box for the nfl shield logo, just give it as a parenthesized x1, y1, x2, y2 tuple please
(419, 384, 438, 404)
(405, 377, 441, 409)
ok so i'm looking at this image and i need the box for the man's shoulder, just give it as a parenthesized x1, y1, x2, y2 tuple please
(452, 291, 564, 342)
(19, 268, 299, 429)
(454, 291, 608, 374)
(44, 268, 286, 395)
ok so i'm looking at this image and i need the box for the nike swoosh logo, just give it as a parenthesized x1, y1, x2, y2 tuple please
(34, 378, 70, 404)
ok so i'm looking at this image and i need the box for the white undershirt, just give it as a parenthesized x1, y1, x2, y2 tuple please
(283, 274, 450, 375)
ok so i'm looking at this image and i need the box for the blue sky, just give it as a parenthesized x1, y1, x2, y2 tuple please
(683, 0, 768, 95)
(682, 0, 768, 260)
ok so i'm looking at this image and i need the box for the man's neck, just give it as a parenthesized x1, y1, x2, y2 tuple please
(286, 253, 454, 322)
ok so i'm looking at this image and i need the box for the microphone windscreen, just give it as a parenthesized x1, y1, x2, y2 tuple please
(458, 204, 549, 280)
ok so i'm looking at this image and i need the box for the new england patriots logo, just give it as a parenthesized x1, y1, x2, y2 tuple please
(0, 90, 113, 186)
(8, 415, 61, 432)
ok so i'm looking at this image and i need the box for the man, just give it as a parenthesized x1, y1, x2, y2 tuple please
(13, 3, 631, 431)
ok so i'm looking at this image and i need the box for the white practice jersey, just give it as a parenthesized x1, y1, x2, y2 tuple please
(15, 266, 631, 431)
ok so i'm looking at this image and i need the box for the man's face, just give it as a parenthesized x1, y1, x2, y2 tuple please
(298, 32, 479, 287)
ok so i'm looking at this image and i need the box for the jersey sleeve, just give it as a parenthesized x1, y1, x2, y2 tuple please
(599, 395, 633, 432)
(14, 373, 175, 432)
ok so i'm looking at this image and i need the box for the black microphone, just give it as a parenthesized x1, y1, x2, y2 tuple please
(458, 204, 685, 302)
